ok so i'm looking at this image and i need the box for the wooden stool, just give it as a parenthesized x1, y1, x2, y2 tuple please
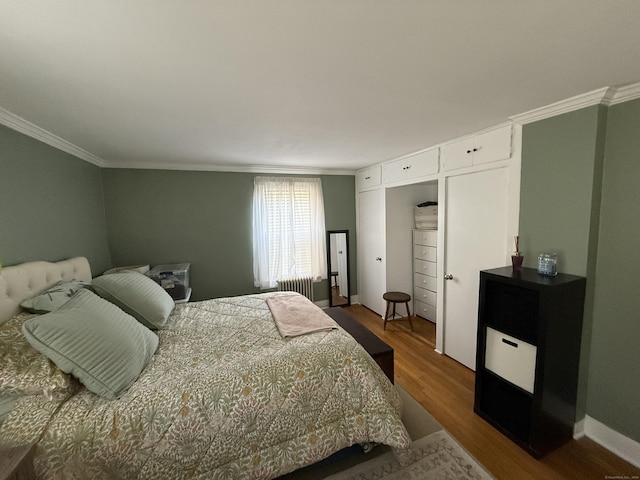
(330, 271, 338, 287)
(383, 291, 413, 331)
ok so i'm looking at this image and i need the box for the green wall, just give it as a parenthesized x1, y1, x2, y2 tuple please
(587, 99, 640, 441)
(0, 122, 356, 302)
(0, 125, 112, 273)
(519, 105, 605, 275)
(519, 100, 640, 442)
(101, 169, 356, 302)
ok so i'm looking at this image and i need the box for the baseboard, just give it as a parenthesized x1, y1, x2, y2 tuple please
(573, 418, 585, 439)
(576, 415, 640, 468)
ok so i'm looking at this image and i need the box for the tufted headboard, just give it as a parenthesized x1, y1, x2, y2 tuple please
(0, 257, 92, 324)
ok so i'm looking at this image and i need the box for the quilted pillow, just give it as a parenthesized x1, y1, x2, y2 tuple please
(22, 289, 159, 400)
(0, 313, 72, 398)
(92, 271, 175, 329)
(20, 279, 92, 314)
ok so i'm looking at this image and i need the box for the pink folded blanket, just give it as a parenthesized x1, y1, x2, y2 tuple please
(266, 294, 338, 338)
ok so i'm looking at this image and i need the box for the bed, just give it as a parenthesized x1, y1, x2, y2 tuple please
(0, 257, 411, 479)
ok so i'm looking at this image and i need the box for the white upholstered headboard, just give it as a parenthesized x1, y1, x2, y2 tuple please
(0, 257, 92, 324)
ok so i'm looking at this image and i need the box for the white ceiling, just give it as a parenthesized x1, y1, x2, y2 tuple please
(2, 1, 640, 174)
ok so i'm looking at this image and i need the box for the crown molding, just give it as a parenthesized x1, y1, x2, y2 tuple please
(510, 82, 640, 125)
(0, 107, 105, 167)
(608, 82, 640, 105)
(103, 160, 356, 176)
(509, 87, 614, 125)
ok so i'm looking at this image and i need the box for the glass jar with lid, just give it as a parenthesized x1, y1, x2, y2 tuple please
(537, 253, 558, 276)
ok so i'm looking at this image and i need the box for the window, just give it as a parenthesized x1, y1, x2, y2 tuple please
(252, 177, 327, 289)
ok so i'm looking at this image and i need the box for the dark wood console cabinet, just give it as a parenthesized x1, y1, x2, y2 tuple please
(474, 266, 586, 457)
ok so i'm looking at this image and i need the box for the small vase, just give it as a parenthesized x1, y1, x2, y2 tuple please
(511, 254, 524, 271)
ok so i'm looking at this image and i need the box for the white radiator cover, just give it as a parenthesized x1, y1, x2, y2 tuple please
(276, 277, 314, 301)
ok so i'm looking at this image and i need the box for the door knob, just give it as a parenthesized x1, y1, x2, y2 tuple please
(444, 274, 454, 280)
(376, 257, 382, 262)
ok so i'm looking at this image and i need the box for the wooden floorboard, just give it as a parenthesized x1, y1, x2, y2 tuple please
(344, 304, 639, 480)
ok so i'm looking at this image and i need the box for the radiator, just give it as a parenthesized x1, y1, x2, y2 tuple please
(276, 277, 314, 301)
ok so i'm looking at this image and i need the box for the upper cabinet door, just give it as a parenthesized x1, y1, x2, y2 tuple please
(473, 125, 512, 165)
(441, 125, 512, 172)
(441, 137, 475, 171)
(356, 166, 382, 191)
(383, 148, 439, 184)
(383, 157, 410, 184)
(407, 148, 439, 178)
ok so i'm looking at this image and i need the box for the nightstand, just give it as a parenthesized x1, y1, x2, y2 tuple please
(0, 443, 35, 480)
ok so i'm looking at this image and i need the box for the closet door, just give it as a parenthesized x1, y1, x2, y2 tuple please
(357, 188, 386, 315)
(443, 167, 509, 370)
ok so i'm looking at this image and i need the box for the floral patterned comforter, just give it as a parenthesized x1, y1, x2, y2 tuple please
(1, 292, 411, 479)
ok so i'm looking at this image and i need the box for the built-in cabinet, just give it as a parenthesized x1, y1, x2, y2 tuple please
(356, 123, 519, 358)
(474, 267, 586, 457)
(383, 148, 439, 184)
(441, 124, 512, 171)
(412, 229, 437, 322)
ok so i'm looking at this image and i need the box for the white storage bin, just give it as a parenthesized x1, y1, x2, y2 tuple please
(485, 327, 537, 394)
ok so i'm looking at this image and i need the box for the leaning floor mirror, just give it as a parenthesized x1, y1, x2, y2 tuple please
(327, 230, 351, 307)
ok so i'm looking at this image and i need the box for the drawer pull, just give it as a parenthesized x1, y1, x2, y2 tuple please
(502, 338, 518, 348)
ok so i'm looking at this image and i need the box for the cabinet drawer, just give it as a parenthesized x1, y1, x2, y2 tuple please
(413, 230, 437, 247)
(414, 287, 436, 306)
(414, 272, 437, 292)
(415, 300, 436, 321)
(414, 245, 436, 262)
(414, 260, 436, 278)
(485, 327, 537, 394)
(356, 166, 381, 191)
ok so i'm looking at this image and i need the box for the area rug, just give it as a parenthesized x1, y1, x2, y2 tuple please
(325, 429, 494, 480)
(280, 385, 494, 479)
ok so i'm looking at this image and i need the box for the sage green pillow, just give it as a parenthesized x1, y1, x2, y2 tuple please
(20, 279, 93, 314)
(92, 271, 175, 330)
(22, 289, 158, 400)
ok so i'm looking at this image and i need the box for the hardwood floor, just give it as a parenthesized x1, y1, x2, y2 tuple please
(344, 304, 640, 480)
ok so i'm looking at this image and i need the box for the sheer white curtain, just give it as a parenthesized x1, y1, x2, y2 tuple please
(253, 177, 327, 289)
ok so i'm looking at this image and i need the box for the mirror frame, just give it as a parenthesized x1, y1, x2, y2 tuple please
(326, 230, 351, 307)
